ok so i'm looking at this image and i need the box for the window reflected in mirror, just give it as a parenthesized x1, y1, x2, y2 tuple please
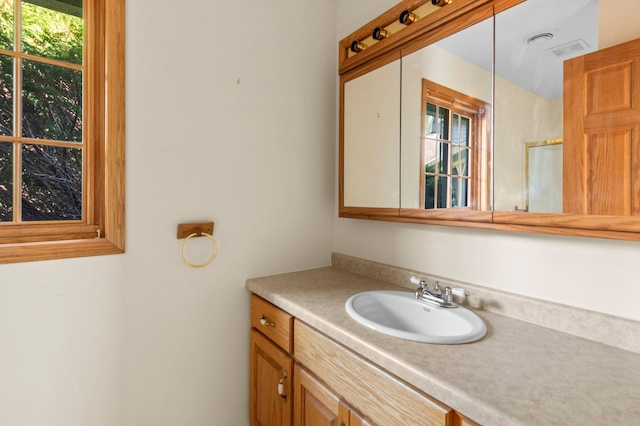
(421, 80, 488, 210)
(401, 16, 493, 211)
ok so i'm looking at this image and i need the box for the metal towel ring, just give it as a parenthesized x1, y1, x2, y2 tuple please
(179, 232, 218, 268)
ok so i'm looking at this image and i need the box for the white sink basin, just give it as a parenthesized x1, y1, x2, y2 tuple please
(345, 291, 487, 344)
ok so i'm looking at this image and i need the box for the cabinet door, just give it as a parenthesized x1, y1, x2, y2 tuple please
(250, 329, 293, 426)
(294, 321, 452, 426)
(294, 364, 350, 426)
(564, 37, 640, 215)
(349, 408, 375, 426)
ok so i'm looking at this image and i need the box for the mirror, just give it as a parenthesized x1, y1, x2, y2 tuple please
(343, 59, 400, 209)
(340, 0, 640, 239)
(493, 0, 640, 214)
(400, 17, 493, 212)
(525, 139, 563, 213)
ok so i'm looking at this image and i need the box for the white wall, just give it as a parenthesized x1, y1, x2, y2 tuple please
(0, 0, 337, 425)
(336, 0, 640, 323)
(493, 77, 562, 211)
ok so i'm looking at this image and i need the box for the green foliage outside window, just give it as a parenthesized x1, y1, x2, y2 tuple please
(0, 0, 84, 222)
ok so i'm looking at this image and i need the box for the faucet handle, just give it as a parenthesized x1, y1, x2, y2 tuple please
(409, 276, 425, 286)
(411, 276, 427, 300)
(443, 287, 470, 305)
(450, 287, 470, 298)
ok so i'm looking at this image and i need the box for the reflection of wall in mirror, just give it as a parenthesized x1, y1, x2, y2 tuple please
(527, 142, 563, 213)
(400, 45, 492, 209)
(493, 0, 640, 213)
(493, 78, 562, 212)
(344, 60, 401, 208)
(599, 0, 640, 48)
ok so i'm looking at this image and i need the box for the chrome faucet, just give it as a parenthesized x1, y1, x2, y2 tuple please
(410, 276, 469, 308)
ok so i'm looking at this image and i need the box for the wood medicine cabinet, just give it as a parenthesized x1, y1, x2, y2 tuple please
(339, 0, 640, 241)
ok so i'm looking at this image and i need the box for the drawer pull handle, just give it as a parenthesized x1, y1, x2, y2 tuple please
(278, 370, 288, 403)
(260, 315, 276, 327)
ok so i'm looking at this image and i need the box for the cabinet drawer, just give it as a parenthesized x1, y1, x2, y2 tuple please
(294, 320, 453, 426)
(251, 295, 294, 353)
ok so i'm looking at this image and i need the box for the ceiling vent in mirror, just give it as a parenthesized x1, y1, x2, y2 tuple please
(546, 39, 591, 59)
(526, 32, 554, 45)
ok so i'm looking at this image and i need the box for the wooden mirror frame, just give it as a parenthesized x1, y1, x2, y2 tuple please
(339, 0, 640, 242)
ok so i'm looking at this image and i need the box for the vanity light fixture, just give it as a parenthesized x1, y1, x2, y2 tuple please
(432, 0, 453, 6)
(372, 27, 390, 41)
(350, 40, 367, 53)
(399, 10, 418, 25)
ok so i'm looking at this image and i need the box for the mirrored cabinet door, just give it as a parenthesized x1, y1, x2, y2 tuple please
(493, 0, 597, 213)
(400, 17, 494, 213)
(343, 59, 401, 209)
(493, 0, 640, 218)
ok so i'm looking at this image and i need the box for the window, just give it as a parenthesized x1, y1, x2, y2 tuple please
(0, 0, 124, 264)
(420, 79, 490, 211)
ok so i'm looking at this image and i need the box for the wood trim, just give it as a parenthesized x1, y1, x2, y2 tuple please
(294, 320, 453, 426)
(102, 0, 125, 252)
(339, 0, 504, 75)
(339, 211, 640, 242)
(493, 211, 640, 233)
(0, 48, 84, 71)
(400, 208, 492, 222)
(0, 238, 124, 264)
(338, 0, 432, 73)
(0, 0, 125, 263)
(0, 223, 99, 243)
(339, 207, 400, 219)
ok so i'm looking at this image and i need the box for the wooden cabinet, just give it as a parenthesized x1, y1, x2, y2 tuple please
(294, 321, 453, 426)
(293, 364, 375, 426)
(250, 295, 295, 426)
(294, 364, 348, 426)
(564, 37, 640, 216)
(250, 329, 293, 426)
(250, 295, 479, 426)
(251, 294, 294, 353)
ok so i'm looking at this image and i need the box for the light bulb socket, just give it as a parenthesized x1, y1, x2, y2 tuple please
(350, 40, 367, 53)
(432, 0, 453, 6)
(399, 10, 418, 25)
(372, 27, 389, 41)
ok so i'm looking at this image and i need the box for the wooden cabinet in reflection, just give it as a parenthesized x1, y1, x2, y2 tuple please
(563, 37, 640, 216)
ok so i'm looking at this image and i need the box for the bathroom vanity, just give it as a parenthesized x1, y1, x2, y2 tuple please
(247, 254, 640, 425)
